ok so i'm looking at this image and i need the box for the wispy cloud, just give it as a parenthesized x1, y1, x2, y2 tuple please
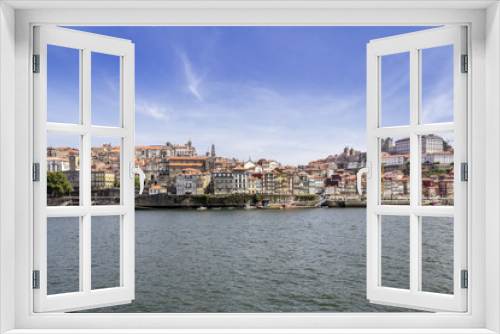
(135, 81, 367, 165)
(175, 49, 206, 102)
(136, 100, 170, 120)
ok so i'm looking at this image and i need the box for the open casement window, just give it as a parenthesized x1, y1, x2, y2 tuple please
(33, 26, 135, 312)
(365, 26, 467, 312)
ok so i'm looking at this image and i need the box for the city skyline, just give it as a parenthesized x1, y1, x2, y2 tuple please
(48, 26, 453, 165)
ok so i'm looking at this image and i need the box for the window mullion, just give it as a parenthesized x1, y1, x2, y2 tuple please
(409, 47, 420, 294)
(81, 48, 92, 295)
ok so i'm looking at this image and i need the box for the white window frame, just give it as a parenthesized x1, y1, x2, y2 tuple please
(1, 1, 498, 334)
(366, 26, 467, 312)
(33, 25, 136, 313)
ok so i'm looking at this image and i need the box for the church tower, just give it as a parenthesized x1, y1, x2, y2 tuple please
(211, 143, 216, 157)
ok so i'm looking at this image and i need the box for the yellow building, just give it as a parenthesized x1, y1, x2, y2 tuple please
(91, 169, 116, 189)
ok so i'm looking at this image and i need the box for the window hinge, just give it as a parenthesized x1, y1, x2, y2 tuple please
(461, 162, 468, 181)
(33, 163, 40, 182)
(33, 270, 40, 289)
(33, 54, 40, 73)
(461, 270, 468, 289)
(461, 54, 468, 73)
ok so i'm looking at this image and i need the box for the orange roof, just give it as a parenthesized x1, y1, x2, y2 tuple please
(169, 156, 206, 161)
(182, 168, 200, 174)
(169, 163, 204, 167)
(150, 185, 166, 190)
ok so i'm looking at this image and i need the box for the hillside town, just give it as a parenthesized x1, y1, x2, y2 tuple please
(46, 135, 455, 204)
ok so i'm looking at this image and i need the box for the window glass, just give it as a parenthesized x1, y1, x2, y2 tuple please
(47, 45, 80, 124)
(421, 133, 454, 206)
(381, 215, 410, 290)
(91, 52, 121, 127)
(47, 133, 80, 206)
(47, 217, 80, 295)
(380, 136, 410, 204)
(92, 215, 121, 290)
(91, 137, 121, 205)
(421, 216, 454, 294)
(381, 52, 410, 127)
(421, 45, 454, 124)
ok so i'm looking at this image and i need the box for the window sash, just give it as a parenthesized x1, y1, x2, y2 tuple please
(33, 26, 136, 313)
(366, 26, 467, 312)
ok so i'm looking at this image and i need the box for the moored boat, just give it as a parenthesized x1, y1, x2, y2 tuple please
(197, 206, 207, 211)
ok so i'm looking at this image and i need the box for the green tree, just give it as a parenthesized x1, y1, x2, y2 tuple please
(135, 176, 140, 187)
(47, 171, 73, 197)
(113, 179, 120, 187)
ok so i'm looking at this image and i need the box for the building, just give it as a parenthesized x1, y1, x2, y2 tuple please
(422, 151, 454, 164)
(210, 169, 233, 195)
(91, 169, 116, 189)
(395, 134, 445, 154)
(232, 166, 248, 194)
(149, 185, 167, 195)
(47, 157, 70, 172)
(308, 175, 324, 194)
(176, 168, 199, 195)
(381, 154, 410, 166)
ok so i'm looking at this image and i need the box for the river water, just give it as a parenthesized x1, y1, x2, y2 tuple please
(47, 208, 454, 313)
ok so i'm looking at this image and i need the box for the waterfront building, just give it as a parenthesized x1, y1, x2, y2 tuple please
(149, 185, 167, 195)
(232, 166, 249, 194)
(176, 168, 199, 195)
(248, 176, 257, 194)
(308, 175, 324, 195)
(210, 169, 233, 195)
(262, 171, 276, 194)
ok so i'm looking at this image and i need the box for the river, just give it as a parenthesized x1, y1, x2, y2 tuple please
(47, 208, 454, 312)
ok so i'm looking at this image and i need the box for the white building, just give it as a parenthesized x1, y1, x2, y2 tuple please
(381, 154, 409, 166)
(47, 157, 70, 172)
(422, 151, 454, 164)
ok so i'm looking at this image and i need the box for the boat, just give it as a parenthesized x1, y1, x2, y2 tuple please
(227, 207, 234, 210)
(257, 205, 282, 210)
(283, 205, 299, 209)
(244, 205, 256, 210)
(197, 206, 207, 211)
(212, 207, 222, 211)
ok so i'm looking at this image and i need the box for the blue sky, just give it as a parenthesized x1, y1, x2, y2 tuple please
(47, 26, 454, 165)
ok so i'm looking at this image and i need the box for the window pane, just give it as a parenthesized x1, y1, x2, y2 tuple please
(91, 52, 121, 127)
(381, 52, 410, 127)
(380, 136, 410, 205)
(421, 45, 454, 124)
(91, 137, 120, 205)
(381, 215, 410, 290)
(47, 133, 80, 206)
(47, 45, 80, 124)
(47, 217, 80, 295)
(421, 133, 454, 206)
(421, 216, 454, 294)
(91, 215, 121, 290)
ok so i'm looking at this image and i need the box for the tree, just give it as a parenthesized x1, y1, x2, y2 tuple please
(443, 140, 452, 151)
(114, 179, 120, 187)
(47, 171, 73, 197)
(135, 176, 140, 187)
